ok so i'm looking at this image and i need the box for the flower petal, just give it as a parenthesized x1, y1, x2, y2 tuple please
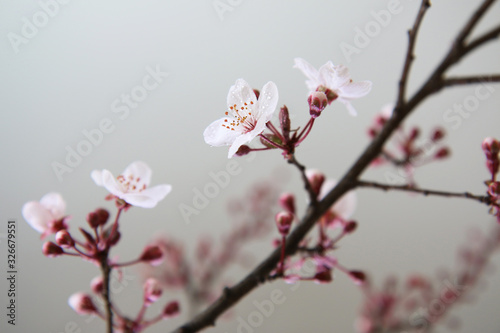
(294, 58, 322, 91)
(228, 131, 255, 158)
(91, 170, 104, 186)
(204, 117, 242, 147)
(22, 201, 53, 233)
(256, 81, 279, 122)
(122, 161, 152, 187)
(323, 64, 351, 90)
(320, 179, 357, 219)
(339, 81, 373, 99)
(39, 192, 66, 220)
(100, 169, 126, 197)
(339, 99, 358, 116)
(121, 184, 172, 208)
(227, 79, 257, 112)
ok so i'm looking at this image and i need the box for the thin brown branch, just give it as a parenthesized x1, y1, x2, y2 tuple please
(170, 2, 499, 332)
(288, 154, 317, 205)
(443, 74, 500, 87)
(355, 180, 491, 205)
(396, 0, 431, 111)
(100, 253, 114, 333)
(463, 24, 500, 55)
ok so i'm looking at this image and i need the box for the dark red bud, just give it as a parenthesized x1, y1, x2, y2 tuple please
(275, 211, 294, 235)
(235, 145, 252, 156)
(42, 241, 64, 257)
(434, 147, 450, 159)
(431, 128, 445, 142)
(344, 221, 358, 233)
(163, 301, 180, 319)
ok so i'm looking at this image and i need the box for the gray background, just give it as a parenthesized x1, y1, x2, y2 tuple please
(1, 0, 500, 332)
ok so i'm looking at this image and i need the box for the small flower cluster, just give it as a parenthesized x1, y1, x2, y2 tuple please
(204, 59, 371, 159)
(271, 169, 365, 286)
(368, 105, 450, 185)
(68, 278, 179, 332)
(482, 137, 500, 222)
(22, 161, 179, 332)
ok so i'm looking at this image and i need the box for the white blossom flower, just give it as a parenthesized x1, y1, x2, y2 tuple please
(204, 79, 279, 158)
(22, 192, 67, 238)
(294, 57, 372, 116)
(91, 161, 171, 208)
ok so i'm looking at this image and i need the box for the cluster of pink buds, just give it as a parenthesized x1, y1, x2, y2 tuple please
(482, 137, 500, 222)
(271, 170, 365, 286)
(69, 278, 179, 332)
(368, 105, 450, 184)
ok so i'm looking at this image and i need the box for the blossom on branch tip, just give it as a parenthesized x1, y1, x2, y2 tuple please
(22, 192, 68, 238)
(294, 58, 372, 116)
(203, 79, 279, 158)
(91, 161, 172, 208)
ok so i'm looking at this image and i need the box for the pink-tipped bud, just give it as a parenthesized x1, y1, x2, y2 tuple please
(275, 211, 294, 235)
(344, 221, 358, 233)
(349, 270, 366, 285)
(409, 127, 420, 141)
(90, 276, 104, 294)
(313, 267, 332, 284)
(253, 89, 260, 99)
(488, 181, 500, 197)
(431, 128, 445, 142)
(68, 292, 98, 315)
(308, 91, 328, 118)
(87, 208, 110, 228)
(317, 86, 338, 104)
(305, 169, 325, 196)
(140, 246, 163, 266)
(144, 278, 163, 305)
(55, 230, 74, 248)
(482, 137, 500, 155)
(163, 301, 180, 319)
(42, 241, 64, 257)
(235, 145, 251, 156)
(279, 192, 296, 214)
(434, 147, 450, 159)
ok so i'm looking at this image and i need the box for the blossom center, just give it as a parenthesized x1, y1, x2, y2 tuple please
(117, 174, 146, 193)
(221, 101, 256, 132)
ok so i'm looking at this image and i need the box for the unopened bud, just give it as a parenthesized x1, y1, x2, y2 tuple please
(163, 301, 180, 319)
(482, 137, 500, 155)
(349, 270, 366, 285)
(140, 246, 163, 266)
(275, 211, 294, 235)
(90, 276, 104, 294)
(279, 192, 296, 214)
(279, 106, 291, 139)
(305, 169, 325, 196)
(42, 241, 64, 257)
(87, 208, 110, 228)
(253, 89, 260, 99)
(55, 230, 74, 248)
(409, 127, 420, 141)
(344, 221, 358, 233)
(68, 292, 98, 315)
(314, 267, 332, 284)
(431, 128, 445, 142)
(434, 147, 450, 159)
(308, 91, 328, 118)
(144, 278, 163, 305)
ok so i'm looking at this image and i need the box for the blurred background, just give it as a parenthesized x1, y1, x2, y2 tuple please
(1, 0, 500, 332)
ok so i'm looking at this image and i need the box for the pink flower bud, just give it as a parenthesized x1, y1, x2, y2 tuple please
(140, 246, 163, 266)
(308, 91, 328, 118)
(279, 106, 291, 139)
(55, 230, 74, 248)
(313, 267, 332, 284)
(482, 137, 500, 155)
(349, 270, 366, 285)
(275, 211, 294, 235)
(253, 89, 260, 99)
(42, 241, 64, 257)
(144, 278, 163, 305)
(279, 192, 295, 214)
(488, 181, 500, 197)
(90, 276, 104, 294)
(431, 128, 445, 142)
(305, 169, 325, 196)
(162, 300, 180, 319)
(344, 221, 358, 233)
(68, 292, 98, 315)
(87, 208, 110, 228)
(434, 147, 450, 159)
(409, 127, 420, 141)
